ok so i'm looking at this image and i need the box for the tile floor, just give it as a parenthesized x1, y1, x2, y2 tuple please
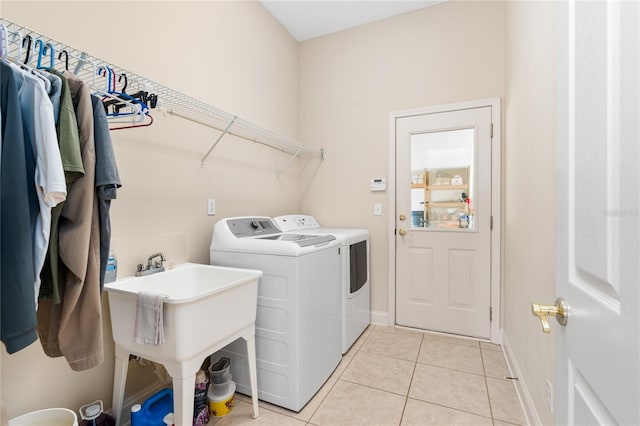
(209, 326, 525, 426)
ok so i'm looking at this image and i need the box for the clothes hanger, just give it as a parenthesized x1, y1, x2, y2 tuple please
(102, 73, 129, 114)
(120, 73, 154, 113)
(118, 73, 127, 93)
(58, 49, 69, 71)
(34, 40, 55, 69)
(115, 73, 157, 112)
(12, 35, 43, 77)
(0, 24, 8, 58)
(33, 38, 44, 67)
(124, 75, 160, 109)
(22, 35, 32, 64)
(24, 38, 54, 86)
(91, 64, 148, 124)
(101, 66, 151, 120)
(38, 42, 55, 69)
(116, 71, 151, 107)
(109, 113, 153, 131)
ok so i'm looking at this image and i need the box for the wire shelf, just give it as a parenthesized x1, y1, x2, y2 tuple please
(0, 18, 323, 165)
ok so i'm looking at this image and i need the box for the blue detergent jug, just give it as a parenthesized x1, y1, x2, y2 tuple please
(131, 388, 174, 426)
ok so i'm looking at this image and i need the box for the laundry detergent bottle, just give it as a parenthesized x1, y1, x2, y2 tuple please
(79, 400, 115, 426)
(193, 369, 209, 425)
(131, 388, 174, 426)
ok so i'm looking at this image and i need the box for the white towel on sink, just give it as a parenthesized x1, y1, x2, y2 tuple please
(134, 291, 167, 345)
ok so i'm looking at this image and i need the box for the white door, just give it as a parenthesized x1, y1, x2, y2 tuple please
(553, 1, 639, 424)
(395, 107, 492, 338)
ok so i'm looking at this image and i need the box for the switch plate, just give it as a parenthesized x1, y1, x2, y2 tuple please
(374, 203, 382, 216)
(207, 199, 216, 216)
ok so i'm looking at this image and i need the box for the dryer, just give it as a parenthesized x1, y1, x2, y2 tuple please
(209, 216, 342, 412)
(273, 215, 370, 353)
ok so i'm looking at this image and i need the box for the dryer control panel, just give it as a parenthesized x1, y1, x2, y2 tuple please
(226, 217, 280, 238)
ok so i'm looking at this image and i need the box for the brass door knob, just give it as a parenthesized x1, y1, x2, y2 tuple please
(531, 298, 569, 333)
(399, 214, 406, 221)
(398, 229, 407, 236)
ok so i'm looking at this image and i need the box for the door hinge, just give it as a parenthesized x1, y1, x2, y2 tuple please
(490, 307, 493, 321)
(490, 216, 494, 230)
(490, 123, 494, 138)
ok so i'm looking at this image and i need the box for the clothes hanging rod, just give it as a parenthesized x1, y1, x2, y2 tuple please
(0, 18, 324, 163)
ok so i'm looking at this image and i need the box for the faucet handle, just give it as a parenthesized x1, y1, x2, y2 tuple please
(137, 263, 144, 272)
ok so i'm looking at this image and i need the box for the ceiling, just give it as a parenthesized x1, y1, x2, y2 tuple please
(260, 0, 445, 42)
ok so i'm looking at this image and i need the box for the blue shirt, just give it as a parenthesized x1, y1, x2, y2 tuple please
(91, 95, 121, 290)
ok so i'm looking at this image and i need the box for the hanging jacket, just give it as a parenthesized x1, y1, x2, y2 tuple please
(0, 61, 40, 354)
(39, 72, 103, 371)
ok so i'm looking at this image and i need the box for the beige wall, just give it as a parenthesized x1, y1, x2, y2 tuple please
(503, 1, 556, 424)
(298, 0, 505, 318)
(1, 1, 301, 418)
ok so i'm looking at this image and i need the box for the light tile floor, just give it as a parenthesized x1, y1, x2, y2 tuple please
(209, 326, 525, 426)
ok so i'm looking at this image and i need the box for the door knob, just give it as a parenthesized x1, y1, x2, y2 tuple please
(531, 297, 569, 333)
(399, 214, 406, 221)
(398, 229, 407, 236)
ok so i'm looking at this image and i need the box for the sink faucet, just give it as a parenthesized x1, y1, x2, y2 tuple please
(136, 252, 166, 276)
(147, 252, 166, 268)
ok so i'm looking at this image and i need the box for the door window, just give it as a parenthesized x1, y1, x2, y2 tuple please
(410, 128, 475, 230)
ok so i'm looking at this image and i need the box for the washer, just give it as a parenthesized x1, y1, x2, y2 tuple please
(209, 216, 342, 412)
(273, 215, 370, 353)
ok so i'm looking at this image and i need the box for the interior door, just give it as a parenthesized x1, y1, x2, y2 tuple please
(395, 107, 492, 338)
(553, 1, 639, 424)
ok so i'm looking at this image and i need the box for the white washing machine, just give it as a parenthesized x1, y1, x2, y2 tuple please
(209, 216, 342, 412)
(273, 215, 370, 353)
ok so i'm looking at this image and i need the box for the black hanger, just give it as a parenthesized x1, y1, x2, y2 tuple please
(148, 93, 158, 108)
(58, 49, 69, 71)
(22, 35, 32, 64)
(118, 73, 128, 93)
(129, 90, 148, 105)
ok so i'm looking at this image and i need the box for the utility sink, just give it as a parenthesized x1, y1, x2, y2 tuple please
(105, 263, 262, 426)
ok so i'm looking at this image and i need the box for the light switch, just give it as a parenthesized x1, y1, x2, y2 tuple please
(374, 203, 382, 216)
(207, 199, 216, 216)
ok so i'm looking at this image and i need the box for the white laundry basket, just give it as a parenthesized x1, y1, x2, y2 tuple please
(8, 408, 78, 426)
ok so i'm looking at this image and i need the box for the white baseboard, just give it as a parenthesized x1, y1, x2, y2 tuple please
(501, 329, 541, 426)
(370, 310, 389, 326)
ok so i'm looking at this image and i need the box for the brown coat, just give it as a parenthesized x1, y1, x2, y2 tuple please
(38, 72, 103, 371)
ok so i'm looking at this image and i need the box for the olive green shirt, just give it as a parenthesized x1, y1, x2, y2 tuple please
(38, 69, 84, 304)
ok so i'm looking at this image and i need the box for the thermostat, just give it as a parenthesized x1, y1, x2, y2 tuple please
(370, 178, 386, 191)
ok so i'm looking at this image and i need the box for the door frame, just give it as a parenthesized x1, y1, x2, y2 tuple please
(387, 97, 502, 343)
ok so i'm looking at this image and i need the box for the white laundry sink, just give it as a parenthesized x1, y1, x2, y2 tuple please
(105, 262, 262, 426)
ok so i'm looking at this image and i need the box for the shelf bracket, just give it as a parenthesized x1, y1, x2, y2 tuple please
(277, 148, 302, 175)
(200, 116, 237, 167)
